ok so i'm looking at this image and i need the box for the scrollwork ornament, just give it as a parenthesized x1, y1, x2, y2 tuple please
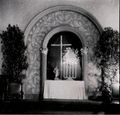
(81, 47, 88, 55)
(41, 48, 48, 55)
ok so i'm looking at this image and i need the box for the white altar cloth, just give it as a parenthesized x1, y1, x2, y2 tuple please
(44, 80, 87, 99)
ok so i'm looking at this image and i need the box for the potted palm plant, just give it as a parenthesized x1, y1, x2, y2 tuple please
(94, 27, 119, 103)
(0, 24, 28, 100)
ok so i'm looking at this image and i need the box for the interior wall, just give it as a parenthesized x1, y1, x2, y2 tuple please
(0, 0, 119, 74)
(0, 0, 119, 100)
(0, 0, 119, 31)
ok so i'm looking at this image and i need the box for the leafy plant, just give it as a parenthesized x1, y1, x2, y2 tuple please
(94, 27, 119, 102)
(0, 24, 28, 83)
(95, 27, 119, 66)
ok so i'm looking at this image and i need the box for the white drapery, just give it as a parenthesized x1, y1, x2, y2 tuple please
(44, 80, 87, 99)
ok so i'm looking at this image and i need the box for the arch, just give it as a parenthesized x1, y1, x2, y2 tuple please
(24, 5, 103, 100)
(42, 26, 86, 78)
(41, 26, 87, 99)
(42, 25, 85, 49)
(24, 5, 103, 43)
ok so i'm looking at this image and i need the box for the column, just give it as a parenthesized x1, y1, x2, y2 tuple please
(81, 47, 88, 81)
(40, 48, 48, 100)
(81, 47, 88, 99)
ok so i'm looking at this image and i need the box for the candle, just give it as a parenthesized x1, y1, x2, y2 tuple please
(63, 63, 65, 78)
(65, 63, 68, 78)
(69, 64, 71, 78)
(75, 63, 77, 79)
(73, 62, 75, 79)
(72, 62, 73, 78)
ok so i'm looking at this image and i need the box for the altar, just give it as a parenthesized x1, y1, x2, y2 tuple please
(44, 80, 87, 100)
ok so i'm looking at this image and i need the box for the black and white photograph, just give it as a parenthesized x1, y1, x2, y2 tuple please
(0, 0, 119, 114)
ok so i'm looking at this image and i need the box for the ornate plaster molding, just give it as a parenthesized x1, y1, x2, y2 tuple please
(81, 47, 88, 55)
(41, 48, 48, 55)
(24, 5, 102, 98)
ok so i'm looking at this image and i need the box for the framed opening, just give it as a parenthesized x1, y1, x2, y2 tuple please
(41, 29, 87, 100)
(47, 31, 83, 80)
(24, 5, 102, 101)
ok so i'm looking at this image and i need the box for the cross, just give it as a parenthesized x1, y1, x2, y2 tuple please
(51, 35, 72, 79)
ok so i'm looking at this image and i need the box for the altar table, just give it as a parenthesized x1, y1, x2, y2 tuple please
(44, 80, 87, 99)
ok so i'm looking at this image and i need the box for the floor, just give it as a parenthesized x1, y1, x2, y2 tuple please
(0, 99, 119, 114)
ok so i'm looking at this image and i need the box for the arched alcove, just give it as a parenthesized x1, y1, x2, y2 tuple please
(41, 26, 88, 100)
(47, 31, 83, 80)
(24, 5, 102, 100)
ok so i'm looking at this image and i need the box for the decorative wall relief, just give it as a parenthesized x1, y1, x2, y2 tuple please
(24, 8, 101, 99)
